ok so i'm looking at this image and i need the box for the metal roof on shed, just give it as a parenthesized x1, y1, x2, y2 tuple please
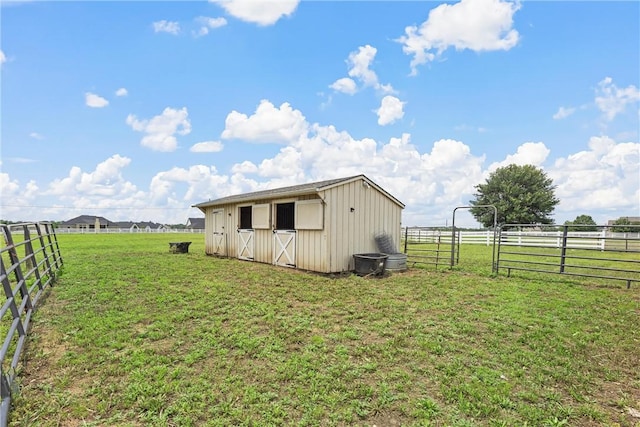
(193, 174, 404, 209)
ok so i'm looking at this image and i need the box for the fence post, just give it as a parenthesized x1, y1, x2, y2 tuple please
(559, 226, 569, 273)
(404, 226, 408, 253)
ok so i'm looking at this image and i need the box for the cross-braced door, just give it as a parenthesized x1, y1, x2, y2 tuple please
(238, 229, 254, 261)
(273, 230, 296, 268)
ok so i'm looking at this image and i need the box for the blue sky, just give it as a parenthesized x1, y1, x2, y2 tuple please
(1, 0, 639, 227)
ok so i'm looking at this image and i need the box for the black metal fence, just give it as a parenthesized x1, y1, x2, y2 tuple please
(496, 224, 640, 288)
(403, 226, 457, 269)
(0, 223, 63, 426)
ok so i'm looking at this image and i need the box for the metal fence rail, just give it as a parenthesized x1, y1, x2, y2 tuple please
(404, 228, 640, 249)
(0, 223, 63, 426)
(403, 227, 457, 269)
(496, 224, 640, 289)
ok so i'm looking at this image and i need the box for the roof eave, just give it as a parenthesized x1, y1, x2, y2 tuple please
(318, 175, 404, 209)
(192, 174, 405, 210)
(193, 187, 320, 209)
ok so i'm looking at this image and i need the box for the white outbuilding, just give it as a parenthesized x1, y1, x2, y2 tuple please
(193, 174, 404, 274)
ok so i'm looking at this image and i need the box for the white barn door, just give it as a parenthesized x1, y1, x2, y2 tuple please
(212, 209, 225, 255)
(273, 230, 296, 268)
(238, 229, 254, 261)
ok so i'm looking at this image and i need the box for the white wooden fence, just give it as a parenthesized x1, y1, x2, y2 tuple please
(55, 228, 205, 234)
(404, 228, 640, 250)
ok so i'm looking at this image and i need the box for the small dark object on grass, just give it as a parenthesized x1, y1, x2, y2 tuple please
(353, 253, 388, 277)
(169, 242, 192, 254)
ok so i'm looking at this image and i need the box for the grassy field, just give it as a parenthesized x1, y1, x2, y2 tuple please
(7, 233, 640, 426)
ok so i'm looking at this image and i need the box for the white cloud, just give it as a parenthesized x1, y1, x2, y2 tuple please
(115, 88, 128, 97)
(221, 100, 308, 143)
(342, 45, 395, 94)
(454, 124, 488, 133)
(199, 16, 227, 28)
(329, 77, 357, 95)
(595, 77, 640, 122)
(47, 155, 136, 197)
(153, 20, 181, 35)
(190, 141, 224, 153)
(85, 92, 109, 108)
(210, 0, 299, 26)
(257, 147, 304, 179)
(231, 161, 259, 174)
(194, 16, 227, 36)
(6, 157, 36, 164)
(348, 45, 379, 88)
(553, 106, 576, 120)
(150, 165, 232, 203)
(0, 172, 38, 215)
(549, 136, 640, 213)
(397, 0, 521, 75)
(488, 141, 550, 171)
(376, 96, 405, 126)
(0, 50, 6, 64)
(126, 107, 191, 152)
(29, 132, 44, 140)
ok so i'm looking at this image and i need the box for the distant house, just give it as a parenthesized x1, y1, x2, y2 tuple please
(607, 216, 640, 226)
(193, 174, 404, 274)
(186, 217, 205, 230)
(58, 215, 116, 231)
(136, 221, 170, 232)
(58, 216, 170, 233)
(113, 221, 140, 232)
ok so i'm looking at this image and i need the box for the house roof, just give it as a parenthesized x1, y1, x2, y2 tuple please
(607, 216, 640, 225)
(113, 221, 138, 228)
(187, 217, 205, 228)
(137, 221, 167, 229)
(59, 216, 170, 228)
(193, 174, 404, 209)
(59, 215, 115, 226)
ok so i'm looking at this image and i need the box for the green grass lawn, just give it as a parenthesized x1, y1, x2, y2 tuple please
(8, 233, 640, 426)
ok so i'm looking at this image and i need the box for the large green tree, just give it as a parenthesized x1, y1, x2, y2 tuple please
(564, 214, 598, 231)
(469, 164, 559, 228)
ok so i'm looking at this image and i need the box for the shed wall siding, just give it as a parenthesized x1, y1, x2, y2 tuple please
(296, 229, 327, 272)
(322, 180, 402, 272)
(204, 208, 214, 254)
(253, 229, 272, 264)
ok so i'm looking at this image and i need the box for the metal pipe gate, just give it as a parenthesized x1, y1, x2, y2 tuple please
(0, 223, 63, 426)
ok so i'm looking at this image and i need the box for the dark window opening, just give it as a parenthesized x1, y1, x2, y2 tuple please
(239, 206, 252, 229)
(276, 202, 295, 230)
